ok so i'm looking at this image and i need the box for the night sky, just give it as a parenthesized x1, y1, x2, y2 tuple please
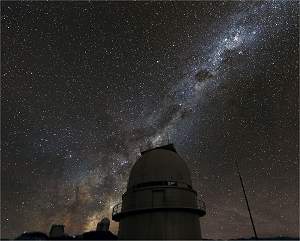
(1, 1, 299, 239)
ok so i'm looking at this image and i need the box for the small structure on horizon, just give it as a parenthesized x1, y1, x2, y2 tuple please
(112, 144, 206, 239)
(49, 224, 64, 239)
(96, 217, 110, 232)
(78, 217, 117, 240)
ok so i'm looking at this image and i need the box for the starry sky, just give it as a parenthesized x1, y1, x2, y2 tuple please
(1, 1, 299, 239)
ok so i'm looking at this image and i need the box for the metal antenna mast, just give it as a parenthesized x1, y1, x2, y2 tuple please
(234, 159, 258, 239)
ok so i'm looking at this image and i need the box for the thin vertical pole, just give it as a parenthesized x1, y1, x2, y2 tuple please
(234, 159, 258, 239)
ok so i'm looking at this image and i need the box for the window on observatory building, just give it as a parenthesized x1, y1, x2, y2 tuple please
(167, 181, 176, 186)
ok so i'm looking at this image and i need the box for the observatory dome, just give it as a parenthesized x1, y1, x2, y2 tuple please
(113, 144, 206, 239)
(127, 147, 192, 188)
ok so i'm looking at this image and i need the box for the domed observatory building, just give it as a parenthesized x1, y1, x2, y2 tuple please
(112, 144, 206, 239)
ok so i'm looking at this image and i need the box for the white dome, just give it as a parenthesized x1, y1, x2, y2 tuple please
(127, 147, 192, 188)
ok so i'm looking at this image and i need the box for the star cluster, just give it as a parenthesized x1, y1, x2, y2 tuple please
(1, 1, 299, 239)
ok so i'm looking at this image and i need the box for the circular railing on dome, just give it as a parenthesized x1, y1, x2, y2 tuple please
(112, 203, 122, 217)
(112, 198, 205, 219)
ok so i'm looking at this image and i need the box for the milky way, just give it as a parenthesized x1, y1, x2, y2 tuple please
(144, 1, 294, 149)
(2, 1, 299, 239)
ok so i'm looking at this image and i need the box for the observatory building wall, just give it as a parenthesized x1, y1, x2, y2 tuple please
(118, 211, 201, 239)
